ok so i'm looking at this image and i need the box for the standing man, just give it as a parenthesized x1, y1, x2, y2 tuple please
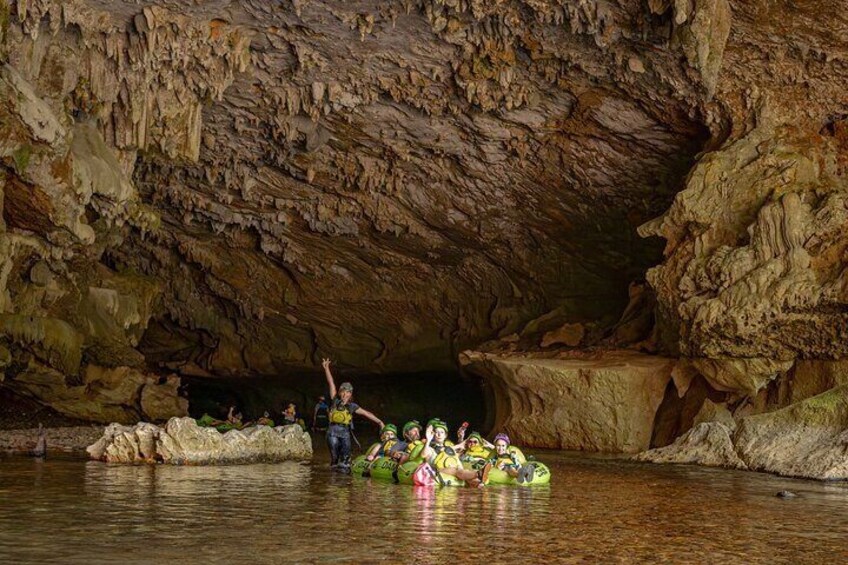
(322, 358, 383, 472)
(312, 395, 329, 432)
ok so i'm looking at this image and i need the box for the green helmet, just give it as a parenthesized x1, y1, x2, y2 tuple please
(380, 424, 398, 436)
(426, 418, 441, 429)
(402, 420, 421, 435)
(467, 432, 483, 444)
(432, 420, 448, 433)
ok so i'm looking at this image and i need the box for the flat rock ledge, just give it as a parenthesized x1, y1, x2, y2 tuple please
(635, 385, 848, 480)
(87, 417, 313, 465)
(0, 426, 105, 454)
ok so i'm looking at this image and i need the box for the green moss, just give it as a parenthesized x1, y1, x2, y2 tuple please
(790, 386, 848, 426)
(0, 1, 9, 61)
(0, 1, 9, 34)
(12, 145, 31, 173)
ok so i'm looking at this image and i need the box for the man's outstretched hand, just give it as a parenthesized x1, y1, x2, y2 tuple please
(321, 358, 331, 370)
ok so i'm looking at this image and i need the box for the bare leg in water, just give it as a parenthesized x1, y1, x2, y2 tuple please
(33, 423, 46, 458)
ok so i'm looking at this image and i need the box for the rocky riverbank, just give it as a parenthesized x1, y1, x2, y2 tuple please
(87, 417, 313, 465)
(0, 425, 104, 454)
(636, 386, 848, 481)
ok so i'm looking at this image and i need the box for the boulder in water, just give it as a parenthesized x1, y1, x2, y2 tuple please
(636, 385, 848, 480)
(634, 422, 747, 470)
(87, 417, 312, 465)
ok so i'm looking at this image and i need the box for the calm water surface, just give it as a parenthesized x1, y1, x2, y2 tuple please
(1, 450, 847, 564)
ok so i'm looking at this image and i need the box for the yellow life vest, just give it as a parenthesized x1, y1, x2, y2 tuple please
(493, 446, 526, 467)
(328, 400, 353, 425)
(406, 440, 424, 457)
(433, 449, 461, 470)
(465, 446, 491, 459)
(380, 439, 398, 455)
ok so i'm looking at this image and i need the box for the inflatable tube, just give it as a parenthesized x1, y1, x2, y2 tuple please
(369, 457, 398, 483)
(407, 461, 466, 487)
(487, 462, 551, 486)
(351, 455, 370, 477)
(396, 460, 418, 485)
(355, 451, 551, 487)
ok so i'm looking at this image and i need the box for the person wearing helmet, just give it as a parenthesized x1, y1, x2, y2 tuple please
(389, 420, 423, 463)
(489, 433, 535, 483)
(455, 431, 493, 466)
(322, 358, 383, 472)
(421, 421, 491, 488)
(365, 424, 399, 461)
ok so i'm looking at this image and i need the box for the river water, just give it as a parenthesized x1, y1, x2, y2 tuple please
(1, 450, 847, 564)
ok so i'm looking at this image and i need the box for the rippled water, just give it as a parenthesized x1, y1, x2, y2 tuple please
(2, 450, 847, 564)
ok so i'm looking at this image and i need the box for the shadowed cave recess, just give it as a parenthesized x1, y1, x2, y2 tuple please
(5, 0, 848, 472)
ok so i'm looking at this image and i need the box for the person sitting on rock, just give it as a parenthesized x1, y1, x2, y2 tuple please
(227, 406, 245, 428)
(489, 433, 535, 483)
(322, 358, 383, 471)
(365, 424, 399, 462)
(256, 411, 275, 427)
(283, 403, 298, 425)
(282, 402, 306, 430)
(421, 421, 491, 488)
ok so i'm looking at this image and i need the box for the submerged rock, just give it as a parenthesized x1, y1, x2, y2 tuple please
(87, 417, 312, 465)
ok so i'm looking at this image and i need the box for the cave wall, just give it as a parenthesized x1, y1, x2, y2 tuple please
(1, 0, 847, 435)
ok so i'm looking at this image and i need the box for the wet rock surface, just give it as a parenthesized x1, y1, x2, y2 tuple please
(87, 417, 313, 465)
(637, 385, 848, 480)
(462, 350, 676, 453)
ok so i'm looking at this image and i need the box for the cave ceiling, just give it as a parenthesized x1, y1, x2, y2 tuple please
(2, 0, 847, 384)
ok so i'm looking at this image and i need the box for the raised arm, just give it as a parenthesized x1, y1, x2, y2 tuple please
(353, 407, 383, 429)
(322, 358, 336, 399)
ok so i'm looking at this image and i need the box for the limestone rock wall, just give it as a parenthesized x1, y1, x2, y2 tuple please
(638, 385, 848, 480)
(0, 0, 719, 421)
(1, 0, 848, 450)
(87, 417, 313, 465)
(461, 350, 677, 453)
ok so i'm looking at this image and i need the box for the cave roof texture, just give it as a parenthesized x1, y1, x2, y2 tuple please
(1, 0, 848, 394)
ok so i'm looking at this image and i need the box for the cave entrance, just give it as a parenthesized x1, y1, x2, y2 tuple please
(184, 369, 489, 438)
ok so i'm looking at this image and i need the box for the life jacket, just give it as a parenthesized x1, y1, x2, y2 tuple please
(328, 398, 353, 426)
(491, 446, 526, 468)
(464, 446, 492, 460)
(428, 443, 459, 469)
(378, 438, 398, 456)
(406, 440, 425, 459)
(315, 402, 329, 423)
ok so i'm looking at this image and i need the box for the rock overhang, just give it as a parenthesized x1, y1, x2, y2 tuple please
(6, 0, 848, 430)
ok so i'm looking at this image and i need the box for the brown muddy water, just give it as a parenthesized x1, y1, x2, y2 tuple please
(1, 450, 847, 564)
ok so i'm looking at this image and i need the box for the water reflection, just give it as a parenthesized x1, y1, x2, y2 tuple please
(1, 453, 847, 563)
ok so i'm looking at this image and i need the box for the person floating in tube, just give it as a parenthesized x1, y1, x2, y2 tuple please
(322, 358, 383, 472)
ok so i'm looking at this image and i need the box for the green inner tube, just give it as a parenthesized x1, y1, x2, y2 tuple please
(357, 454, 552, 487)
(369, 457, 398, 482)
(351, 455, 370, 477)
(487, 462, 551, 486)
